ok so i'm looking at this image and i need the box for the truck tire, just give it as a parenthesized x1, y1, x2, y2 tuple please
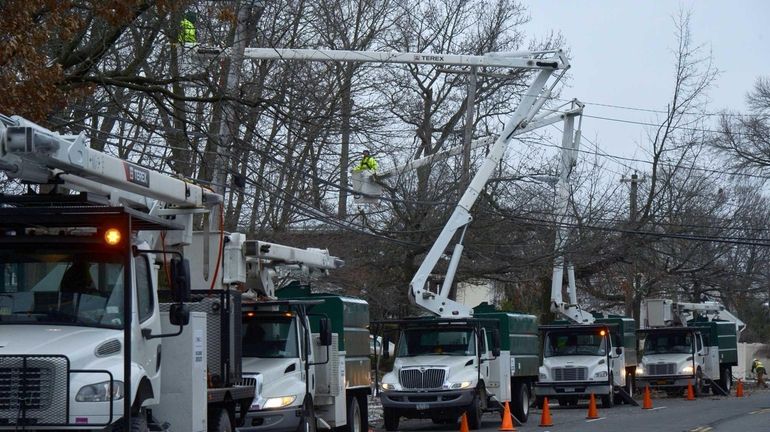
(511, 382, 530, 422)
(695, 368, 705, 397)
(209, 408, 232, 432)
(383, 407, 399, 432)
(297, 398, 317, 432)
(601, 385, 614, 409)
(129, 410, 149, 432)
(466, 392, 483, 430)
(345, 395, 366, 432)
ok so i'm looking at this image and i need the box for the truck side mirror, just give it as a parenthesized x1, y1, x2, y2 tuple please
(169, 303, 190, 326)
(319, 317, 333, 346)
(615, 347, 622, 356)
(170, 258, 191, 302)
(491, 330, 501, 357)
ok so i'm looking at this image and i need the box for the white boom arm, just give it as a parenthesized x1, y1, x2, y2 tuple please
(409, 61, 576, 318)
(218, 47, 572, 317)
(0, 114, 221, 210)
(548, 103, 594, 324)
(641, 298, 746, 334)
(244, 240, 344, 298)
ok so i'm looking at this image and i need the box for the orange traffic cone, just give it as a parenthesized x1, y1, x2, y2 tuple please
(686, 381, 696, 400)
(539, 397, 553, 427)
(499, 401, 516, 431)
(642, 385, 653, 409)
(459, 412, 470, 432)
(736, 379, 744, 397)
(586, 393, 600, 419)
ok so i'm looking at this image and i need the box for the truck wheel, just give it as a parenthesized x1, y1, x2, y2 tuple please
(297, 398, 317, 432)
(345, 395, 365, 432)
(209, 408, 232, 432)
(383, 408, 399, 432)
(466, 393, 483, 430)
(695, 369, 705, 397)
(511, 382, 530, 422)
(129, 410, 149, 432)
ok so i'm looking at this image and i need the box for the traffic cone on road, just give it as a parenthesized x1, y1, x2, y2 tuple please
(539, 397, 553, 427)
(736, 379, 744, 397)
(686, 381, 696, 400)
(499, 401, 516, 431)
(586, 393, 600, 419)
(642, 385, 653, 409)
(459, 412, 470, 432)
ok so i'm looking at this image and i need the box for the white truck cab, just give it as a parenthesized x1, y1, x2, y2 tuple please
(536, 324, 627, 408)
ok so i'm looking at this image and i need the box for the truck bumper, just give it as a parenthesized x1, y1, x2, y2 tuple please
(637, 375, 695, 388)
(236, 406, 302, 432)
(534, 381, 611, 397)
(380, 389, 475, 418)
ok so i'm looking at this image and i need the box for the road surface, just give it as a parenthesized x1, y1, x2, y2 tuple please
(371, 389, 770, 432)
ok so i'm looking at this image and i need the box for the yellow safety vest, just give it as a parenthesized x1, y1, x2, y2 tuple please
(354, 156, 378, 172)
(179, 19, 196, 44)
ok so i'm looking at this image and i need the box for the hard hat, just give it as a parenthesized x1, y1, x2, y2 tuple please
(185, 11, 197, 23)
(754, 358, 759, 362)
(362, 149, 370, 155)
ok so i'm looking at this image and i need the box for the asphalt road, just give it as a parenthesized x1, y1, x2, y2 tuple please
(372, 388, 770, 432)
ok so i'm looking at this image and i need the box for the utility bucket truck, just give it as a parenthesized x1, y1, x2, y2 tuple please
(536, 316, 637, 408)
(376, 303, 539, 431)
(636, 299, 743, 397)
(237, 245, 371, 432)
(0, 115, 255, 431)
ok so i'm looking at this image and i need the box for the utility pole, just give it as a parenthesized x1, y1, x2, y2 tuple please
(621, 172, 646, 319)
(461, 66, 477, 192)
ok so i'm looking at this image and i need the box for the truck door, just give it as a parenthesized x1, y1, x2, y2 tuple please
(608, 333, 625, 387)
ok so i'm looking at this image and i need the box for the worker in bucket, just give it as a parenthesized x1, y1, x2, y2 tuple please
(179, 12, 197, 44)
(752, 358, 768, 388)
(352, 149, 378, 173)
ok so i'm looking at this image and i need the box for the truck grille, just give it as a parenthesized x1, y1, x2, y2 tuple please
(0, 355, 69, 426)
(0, 366, 53, 410)
(647, 363, 676, 375)
(399, 368, 446, 389)
(552, 367, 588, 381)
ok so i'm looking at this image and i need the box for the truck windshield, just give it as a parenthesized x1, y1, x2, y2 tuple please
(544, 331, 607, 357)
(242, 315, 299, 358)
(643, 333, 693, 354)
(397, 328, 476, 357)
(0, 249, 124, 329)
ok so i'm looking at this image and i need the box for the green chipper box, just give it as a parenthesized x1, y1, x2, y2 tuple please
(277, 283, 371, 390)
(473, 303, 540, 378)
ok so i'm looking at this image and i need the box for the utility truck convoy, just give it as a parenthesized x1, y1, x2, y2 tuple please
(636, 299, 744, 397)
(236, 244, 371, 432)
(0, 114, 255, 430)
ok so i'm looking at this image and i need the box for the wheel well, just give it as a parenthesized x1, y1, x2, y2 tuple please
(132, 378, 154, 414)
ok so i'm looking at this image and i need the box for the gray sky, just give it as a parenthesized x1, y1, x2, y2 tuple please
(521, 0, 769, 176)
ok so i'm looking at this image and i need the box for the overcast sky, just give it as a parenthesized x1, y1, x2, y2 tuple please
(520, 0, 769, 177)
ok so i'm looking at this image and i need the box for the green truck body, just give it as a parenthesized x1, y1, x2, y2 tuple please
(277, 282, 371, 389)
(688, 318, 738, 366)
(473, 303, 539, 377)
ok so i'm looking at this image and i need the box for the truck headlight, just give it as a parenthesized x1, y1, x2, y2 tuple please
(681, 365, 694, 374)
(594, 371, 608, 378)
(76, 381, 124, 402)
(381, 383, 395, 391)
(448, 381, 473, 390)
(636, 365, 644, 376)
(263, 395, 296, 409)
